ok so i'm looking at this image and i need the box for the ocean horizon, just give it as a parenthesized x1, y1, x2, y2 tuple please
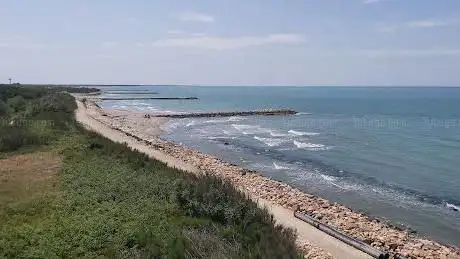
(100, 85, 460, 247)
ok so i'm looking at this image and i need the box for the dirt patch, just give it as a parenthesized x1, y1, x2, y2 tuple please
(0, 152, 62, 185)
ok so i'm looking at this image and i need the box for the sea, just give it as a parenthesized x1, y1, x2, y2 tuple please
(98, 85, 460, 247)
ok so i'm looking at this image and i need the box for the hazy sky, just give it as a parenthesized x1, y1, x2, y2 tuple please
(1, 0, 460, 86)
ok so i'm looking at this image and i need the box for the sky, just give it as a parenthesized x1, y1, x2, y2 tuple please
(1, 0, 460, 86)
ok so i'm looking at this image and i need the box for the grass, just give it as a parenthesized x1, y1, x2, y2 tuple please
(0, 85, 301, 258)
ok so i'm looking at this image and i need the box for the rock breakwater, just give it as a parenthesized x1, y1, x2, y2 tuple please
(100, 97, 198, 100)
(153, 109, 297, 118)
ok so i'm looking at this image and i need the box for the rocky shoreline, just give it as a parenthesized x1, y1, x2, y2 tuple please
(82, 100, 460, 259)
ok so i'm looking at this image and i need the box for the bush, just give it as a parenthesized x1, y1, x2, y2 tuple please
(60, 86, 100, 93)
(7, 96, 26, 113)
(0, 126, 40, 152)
(24, 92, 76, 117)
(175, 175, 299, 258)
(0, 86, 77, 152)
(0, 100, 7, 116)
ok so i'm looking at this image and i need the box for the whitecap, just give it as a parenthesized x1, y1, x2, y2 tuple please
(232, 124, 257, 131)
(161, 121, 181, 132)
(320, 174, 350, 189)
(254, 136, 286, 147)
(232, 124, 271, 135)
(293, 140, 325, 149)
(320, 174, 339, 182)
(227, 116, 245, 122)
(205, 119, 227, 124)
(273, 162, 290, 170)
(208, 136, 237, 140)
(295, 112, 312, 116)
(269, 131, 289, 137)
(289, 130, 320, 136)
(207, 136, 225, 140)
(186, 121, 196, 127)
(446, 203, 459, 212)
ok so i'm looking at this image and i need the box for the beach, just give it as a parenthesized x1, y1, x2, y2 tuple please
(74, 95, 460, 259)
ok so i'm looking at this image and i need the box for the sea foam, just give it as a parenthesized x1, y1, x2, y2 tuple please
(269, 131, 289, 137)
(232, 124, 271, 135)
(288, 130, 320, 136)
(273, 162, 290, 170)
(293, 140, 325, 149)
(254, 136, 286, 147)
(446, 203, 459, 212)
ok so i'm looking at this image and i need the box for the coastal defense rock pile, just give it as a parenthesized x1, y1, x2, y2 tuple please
(299, 242, 334, 259)
(100, 97, 199, 101)
(152, 108, 298, 118)
(83, 101, 460, 259)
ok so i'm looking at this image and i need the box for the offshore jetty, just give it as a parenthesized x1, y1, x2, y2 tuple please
(100, 97, 198, 100)
(153, 109, 297, 118)
(105, 91, 160, 94)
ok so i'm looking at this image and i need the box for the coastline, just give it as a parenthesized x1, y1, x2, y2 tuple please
(75, 96, 460, 259)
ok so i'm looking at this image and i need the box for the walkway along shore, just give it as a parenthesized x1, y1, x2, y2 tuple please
(74, 97, 460, 259)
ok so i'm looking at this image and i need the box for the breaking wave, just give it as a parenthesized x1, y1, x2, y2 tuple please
(232, 124, 271, 135)
(295, 112, 311, 116)
(273, 162, 290, 170)
(205, 116, 246, 124)
(269, 131, 289, 137)
(293, 140, 325, 149)
(288, 130, 320, 136)
(228, 116, 245, 122)
(446, 203, 459, 212)
(254, 136, 287, 147)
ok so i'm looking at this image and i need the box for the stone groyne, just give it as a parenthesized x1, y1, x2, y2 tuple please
(100, 97, 199, 101)
(105, 91, 159, 95)
(153, 109, 297, 118)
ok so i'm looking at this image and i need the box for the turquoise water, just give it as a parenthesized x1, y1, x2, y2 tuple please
(100, 86, 460, 247)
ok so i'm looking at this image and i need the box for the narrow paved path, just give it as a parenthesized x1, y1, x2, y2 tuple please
(257, 198, 373, 259)
(74, 99, 373, 259)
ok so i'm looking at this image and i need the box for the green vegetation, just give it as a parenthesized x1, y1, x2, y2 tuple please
(0, 85, 300, 258)
(0, 100, 7, 116)
(0, 85, 93, 153)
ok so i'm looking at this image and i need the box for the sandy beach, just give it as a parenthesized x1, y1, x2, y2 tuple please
(74, 96, 460, 259)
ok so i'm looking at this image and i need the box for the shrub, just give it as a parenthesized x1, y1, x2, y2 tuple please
(7, 96, 26, 113)
(24, 92, 76, 117)
(0, 126, 40, 152)
(0, 100, 7, 116)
